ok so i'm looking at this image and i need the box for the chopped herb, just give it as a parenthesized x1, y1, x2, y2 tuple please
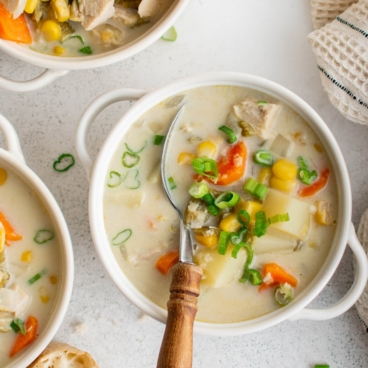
(122, 151, 140, 168)
(79, 46, 92, 55)
(124, 169, 140, 189)
(168, 177, 176, 190)
(10, 319, 25, 335)
(112, 229, 132, 245)
(237, 209, 250, 226)
(239, 243, 255, 283)
(244, 178, 268, 200)
(257, 100, 267, 106)
(34, 229, 54, 244)
(107, 171, 123, 188)
(53, 154, 75, 172)
(153, 135, 165, 145)
(253, 150, 274, 166)
(66, 35, 84, 44)
(202, 193, 220, 216)
(162, 26, 177, 41)
(231, 242, 245, 258)
(218, 125, 237, 144)
(218, 231, 229, 255)
(125, 141, 147, 154)
(188, 182, 209, 198)
(248, 269, 262, 285)
(214, 191, 240, 209)
(28, 270, 46, 285)
(253, 211, 268, 237)
(297, 156, 318, 185)
(275, 283, 294, 306)
(191, 157, 219, 180)
(314, 365, 329, 368)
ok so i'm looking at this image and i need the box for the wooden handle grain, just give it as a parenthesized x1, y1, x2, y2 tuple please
(156, 262, 203, 368)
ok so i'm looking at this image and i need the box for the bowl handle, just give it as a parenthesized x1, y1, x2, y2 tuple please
(289, 223, 368, 321)
(75, 88, 149, 179)
(0, 69, 69, 92)
(0, 114, 25, 163)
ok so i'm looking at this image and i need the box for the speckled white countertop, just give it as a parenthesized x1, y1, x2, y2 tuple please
(0, 0, 368, 367)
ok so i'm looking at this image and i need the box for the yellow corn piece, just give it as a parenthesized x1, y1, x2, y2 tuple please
(24, 0, 39, 13)
(40, 20, 61, 42)
(197, 141, 217, 159)
(38, 286, 50, 303)
(53, 46, 65, 55)
(219, 213, 241, 233)
(272, 159, 297, 181)
(270, 176, 297, 193)
(51, 0, 70, 22)
(314, 200, 332, 226)
(21, 250, 33, 263)
(258, 167, 272, 186)
(237, 201, 262, 224)
(178, 152, 195, 165)
(0, 168, 7, 186)
(49, 275, 58, 284)
(194, 231, 219, 248)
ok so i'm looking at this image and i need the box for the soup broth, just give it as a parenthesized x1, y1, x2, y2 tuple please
(0, 165, 61, 366)
(103, 85, 337, 323)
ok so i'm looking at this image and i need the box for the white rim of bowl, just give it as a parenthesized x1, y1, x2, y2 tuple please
(89, 71, 351, 336)
(0, 0, 190, 70)
(1, 149, 74, 367)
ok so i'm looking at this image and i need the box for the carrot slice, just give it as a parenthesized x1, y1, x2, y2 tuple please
(10, 316, 38, 357)
(0, 3, 32, 44)
(0, 212, 22, 242)
(298, 168, 330, 197)
(155, 251, 179, 275)
(259, 263, 298, 291)
(216, 141, 247, 186)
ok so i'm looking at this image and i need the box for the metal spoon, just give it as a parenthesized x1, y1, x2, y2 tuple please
(156, 106, 203, 368)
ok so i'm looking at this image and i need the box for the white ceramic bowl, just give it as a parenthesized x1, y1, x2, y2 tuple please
(0, 114, 74, 367)
(75, 71, 368, 336)
(0, 0, 189, 92)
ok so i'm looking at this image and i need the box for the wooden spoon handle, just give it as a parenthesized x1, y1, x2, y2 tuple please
(156, 262, 203, 368)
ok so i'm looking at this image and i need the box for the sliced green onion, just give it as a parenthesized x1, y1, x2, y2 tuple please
(314, 365, 330, 368)
(231, 241, 245, 258)
(66, 35, 84, 44)
(79, 46, 92, 54)
(244, 178, 268, 200)
(112, 229, 132, 245)
(28, 270, 46, 285)
(297, 157, 318, 185)
(124, 169, 140, 189)
(248, 269, 262, 285)
(10, 319, 25, 335)
(275, 283, 294, 306)
(239, 243, 254, 283)
(202, 193, 220, 216)
(218, 125, 237, 144)
(191, 157, 219, 180)
(253, 150, 273, 166)
(153, 135, 165, 145)
(162, 26, 177, 41)
(53, 154, 75, 172)
(107, 171, 123, 188)
(253, 211, 268, 237)
(122, 151, 140, 168)
(229, 227, 248, 245)
(214, 191, 240, 209)
(189, 182, 209, 198)
(125, 142, 147, 154)
(218, 231, 229, 255)
(257, 100, 267, 106)
(34, 229, 54, 244)
(237, 209, 250, 226)
(168, 177, 176, 190)
(269, 213, 290, 224)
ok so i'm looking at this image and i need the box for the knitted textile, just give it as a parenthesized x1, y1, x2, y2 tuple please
(356, 208, 368, 332)
(308, 0, 368, 125)
(311, 0, 358, 29)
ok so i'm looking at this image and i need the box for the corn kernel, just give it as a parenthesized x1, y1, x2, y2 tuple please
(21, 250, 33, 263)
(219, 213, 241, 233)
(178, 152, 195, 165)
(24, 0, 39, 13)
(0, 168, 7, 186)
(272, 159, 297, 181)
(51, 0, 70, 22)
(49, 275, 58, 284)
(237, 201, 262, 224)
(38, 286, 50, 303)
(53, 46, 65, 55)
(194, 231, 219, 248)
(197, 141, 217, 159)
(258, 167, 272, 186)
(270, 176, 297, 193)
(40, 20, 61, 42)
(314, 200, 332, 226)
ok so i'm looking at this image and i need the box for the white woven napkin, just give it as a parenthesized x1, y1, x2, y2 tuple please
(357, 209, 368, 332)
(308, 0, 368, 125)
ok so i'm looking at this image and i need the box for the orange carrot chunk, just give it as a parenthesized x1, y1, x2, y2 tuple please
(259, 263, 298, 291)
(0, 212, 22, 242)
(298, 168, 330, 197)
(0, 3, 32, 44)
(155, 251, 179, 275)
(10, 316, 38, 357)
(216, 141, 247, 186)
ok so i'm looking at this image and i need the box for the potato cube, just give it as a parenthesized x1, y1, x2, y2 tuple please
(252, 232, 298, 254)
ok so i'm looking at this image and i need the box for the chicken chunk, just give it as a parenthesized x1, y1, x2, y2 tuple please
(81, 0, 115, 31)
(1, 0, 27, 18)
(114, 4, 140, 26)
(233, 98, 281, 139)
(138, 0, 162, 18)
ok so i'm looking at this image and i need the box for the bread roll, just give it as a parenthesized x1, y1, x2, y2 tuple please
(28, 342, 99, 368)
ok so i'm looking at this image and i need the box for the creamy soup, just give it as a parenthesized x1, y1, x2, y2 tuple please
(103, 86, 337, 323)
(0, 0, 173, 57)
(0, 166, 61, 366)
